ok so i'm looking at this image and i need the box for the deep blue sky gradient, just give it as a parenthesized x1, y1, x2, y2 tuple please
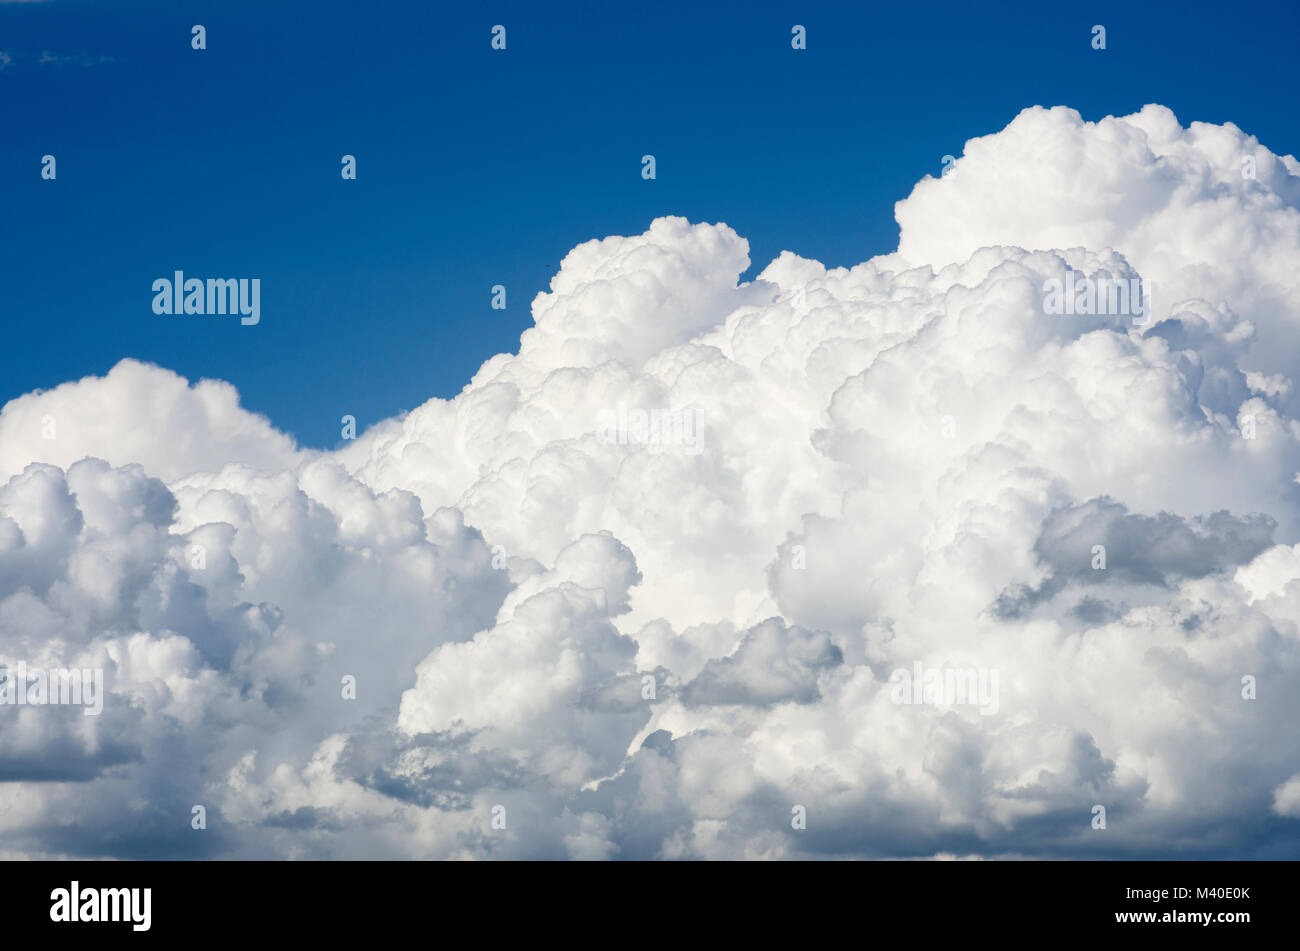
(4, 0, 1299, 448)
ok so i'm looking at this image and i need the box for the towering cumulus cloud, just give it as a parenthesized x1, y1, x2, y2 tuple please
(2, 104, 1299, 858)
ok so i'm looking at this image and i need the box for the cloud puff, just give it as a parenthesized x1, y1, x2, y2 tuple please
(0, 360, 302, 483)
(3, 104, 1300, 858)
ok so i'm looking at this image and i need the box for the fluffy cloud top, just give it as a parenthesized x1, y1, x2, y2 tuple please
(2, 104, 1299, 859)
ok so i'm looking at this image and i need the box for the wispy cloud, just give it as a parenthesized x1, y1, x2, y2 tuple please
(37, 49, 117, 67)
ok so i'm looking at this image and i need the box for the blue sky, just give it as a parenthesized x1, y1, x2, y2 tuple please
(4, 0, 1298, 449)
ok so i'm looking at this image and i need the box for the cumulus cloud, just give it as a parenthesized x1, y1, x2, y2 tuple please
(0, 360, 302, 482)
(3, 104, 1300, 858)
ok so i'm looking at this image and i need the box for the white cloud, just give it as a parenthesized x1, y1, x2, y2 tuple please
(0, 359, 303, 483)
(3, 104, 1300, 858)
(1274, 774, 1300, 818)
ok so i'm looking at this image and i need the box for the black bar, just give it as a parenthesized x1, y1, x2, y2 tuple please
(5, 860, 1287, 940)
